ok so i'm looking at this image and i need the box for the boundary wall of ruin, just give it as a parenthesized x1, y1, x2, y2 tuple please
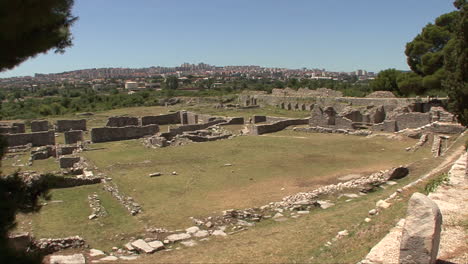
(247, 118, 309, 135)
(106, 116, 140, 127)
(56, 119, 86, 132)
(0, 123, 26, 134)
(168, 119, 227, 135)
(141, 112, 181, 125)
(5, 131, 55, 147)
(31, 120, 49, 132)
(91, 125, 159, 143)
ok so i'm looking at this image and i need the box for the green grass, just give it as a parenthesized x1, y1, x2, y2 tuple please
(15, 185, 144, 250)
(79, 129, 429, 230)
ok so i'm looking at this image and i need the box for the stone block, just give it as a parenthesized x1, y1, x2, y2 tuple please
(399, 192, 442, 264)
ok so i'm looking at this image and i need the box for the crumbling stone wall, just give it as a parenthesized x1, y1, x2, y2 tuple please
(56, 119, 86, 132)
(168, 120, 226, 136)
(141, 112, 181, 125)
(197, 114, 218, 123)
(106, 116, 139, 127)
(252, 116, 267, 123)
(59, 156, 81, 169)
(64, 130, 83, 144)
(395, 113, 432, 130)
(221, 117, 244, 125)
(0, 122, 26, 134)
(31, 120, 49, 132)
(91, 125, 159, 143)
(57, 145, 80, 156)
(246, 118, 309, 135)
(309, 105, 353, 129)
(5, 131, 55, 147)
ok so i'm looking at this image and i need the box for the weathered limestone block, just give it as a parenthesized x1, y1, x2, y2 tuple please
(399, 192, 442, 264)
(64, 130, 83, 144)
(383, 120, 397, 132)
(31, 120, 49, 132)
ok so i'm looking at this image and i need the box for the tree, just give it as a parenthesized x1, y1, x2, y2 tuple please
(444, 0, 468, 125)
(405, 6, 460, 92)
(164, 76, 179, 90)
(370, 69, 401, 93)
(406, 0, 467, 125)
(0, 0, 77, 71)
(0, 1, 77, 262)
(396, 72, 424, 95)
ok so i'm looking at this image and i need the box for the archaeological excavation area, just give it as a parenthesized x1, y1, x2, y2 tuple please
(1, 90, 466, 263)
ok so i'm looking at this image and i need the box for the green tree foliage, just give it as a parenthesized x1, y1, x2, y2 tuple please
(164, 76, 179, 90)
(405, 7, 459, 90)
(0, 0, 77, 71)
(370, 69, 400, 93)
(396, 72, 424, 95)
(444, 0, 468, 125)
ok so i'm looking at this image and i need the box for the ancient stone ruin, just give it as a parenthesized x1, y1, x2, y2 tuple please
(31, 120, 50, 132)
(4, 131, 55, 147)
(91, 125, 159, 143)
(0, 122, 26, 134)
(64, 130, 84, 144)
(55, 119, 87, 132)
(106, 116, 140, 127)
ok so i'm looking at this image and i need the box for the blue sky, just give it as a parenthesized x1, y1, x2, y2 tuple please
(1, 0, 457, 77)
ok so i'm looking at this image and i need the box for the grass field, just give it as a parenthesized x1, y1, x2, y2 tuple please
(5, 104, 461, 261)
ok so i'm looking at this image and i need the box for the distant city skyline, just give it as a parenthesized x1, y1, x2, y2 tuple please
(1, 0, 456, 78)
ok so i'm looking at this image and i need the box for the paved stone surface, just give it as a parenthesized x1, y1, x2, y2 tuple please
(49, 254, 86, 264)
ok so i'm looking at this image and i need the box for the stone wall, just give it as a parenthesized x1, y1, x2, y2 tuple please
(197, 114, 218, 123)
(64, 130, 83, 144)
(57, 145, 80, 156)
(252, 115, 267, 123)
(395, 113, 432, 130)
(168, 120, 227, 136)
(0, 123, 26, 134)
(5, 131, 55, 147)
(91, 125, 159, 143)
(31, 120, 49, 132)
(141, 112, 181, 125)
(59, 156, 81, 169)
(246, 118, 309, 135)
(106, 116, 140, 127)
(56, 119, 86, 132)
(309, 105, 353, 129)
(222, 117, 244, 125)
